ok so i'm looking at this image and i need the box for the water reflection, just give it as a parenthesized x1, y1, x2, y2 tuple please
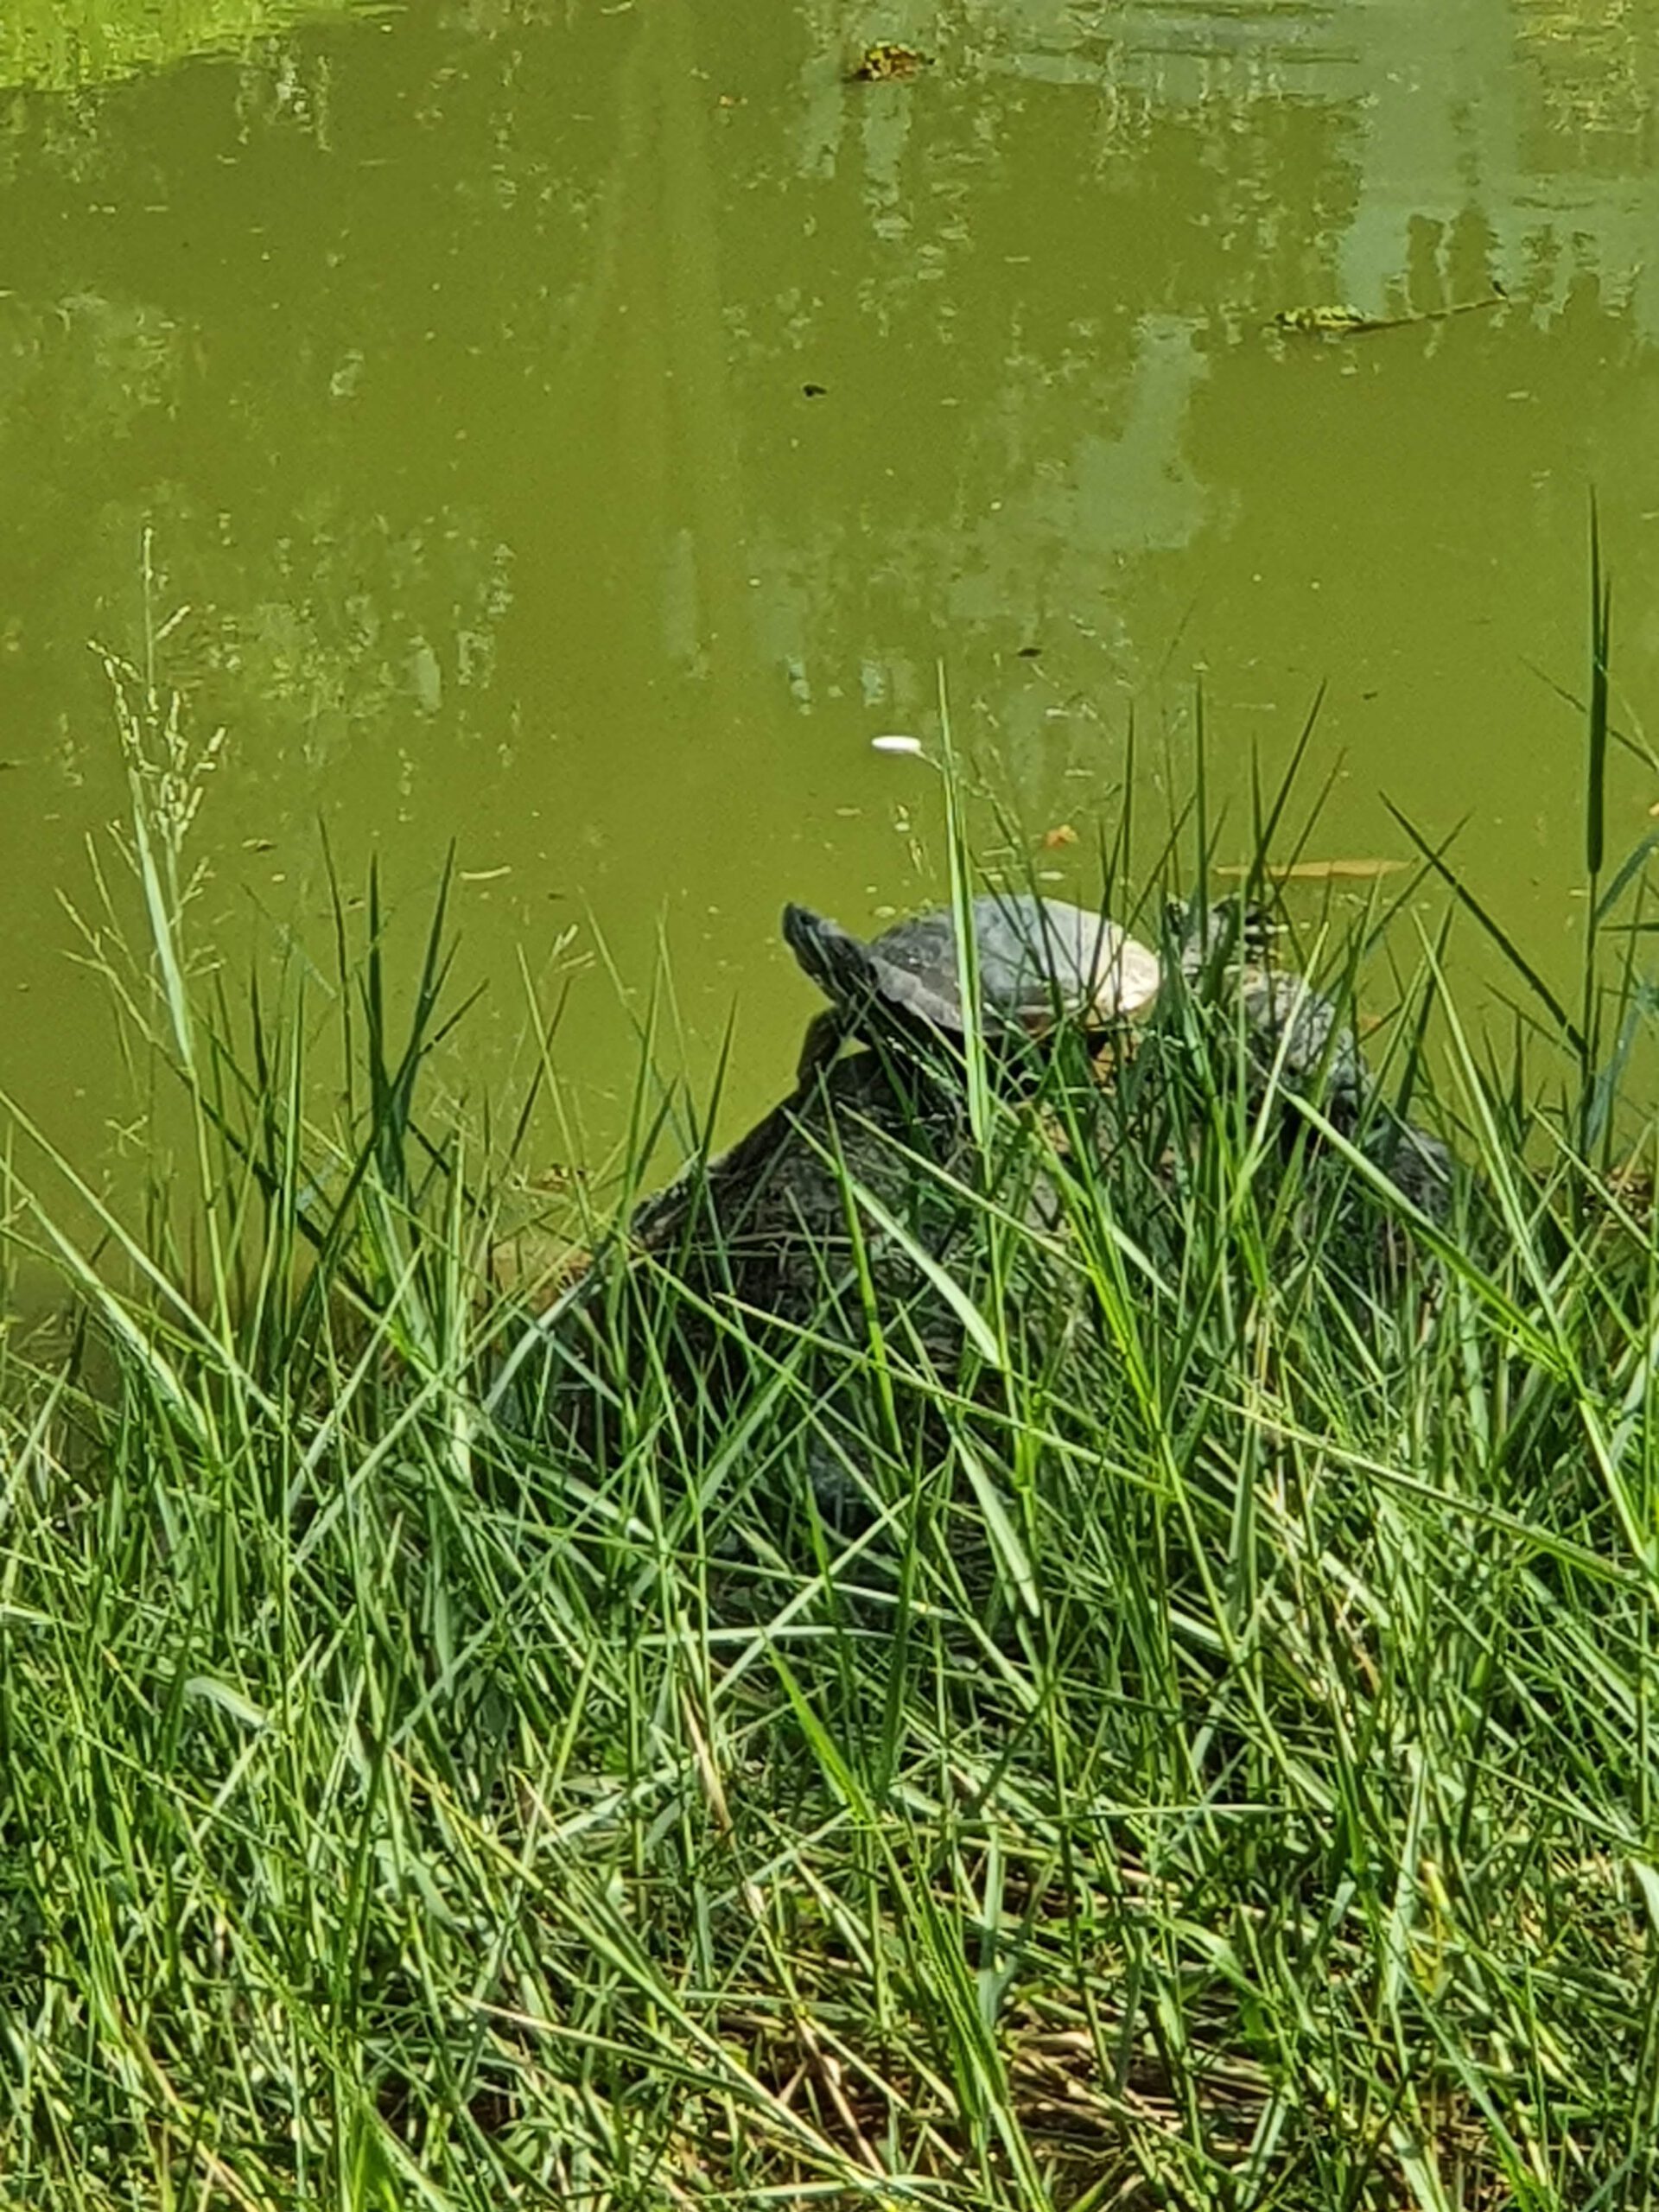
(0, 0, 1655, 1195)
(0, 0, 385, 94)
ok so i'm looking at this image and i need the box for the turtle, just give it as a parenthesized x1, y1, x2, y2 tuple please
(498, 892, 1454, 1511)
(1163, 897, 1452, 1220)
(782, 893, 1163, 1084)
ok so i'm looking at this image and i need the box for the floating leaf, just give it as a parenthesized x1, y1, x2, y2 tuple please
(1042, 823, 1078, 849)
(1216, 857, 1406, 882)
(1273, 303, 1372, 334)
(851, 41, 931, 80)
(1272, 290, 1504, 340)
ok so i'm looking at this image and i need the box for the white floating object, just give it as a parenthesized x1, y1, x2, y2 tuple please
(870, 733, 925, 756)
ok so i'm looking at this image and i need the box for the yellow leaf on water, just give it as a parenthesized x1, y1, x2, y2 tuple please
(1216, 858, 1406, 882)
(1274, 303, 1370, 333)
(851, 40, 932, 79)
(1042, 823, 1078, 849)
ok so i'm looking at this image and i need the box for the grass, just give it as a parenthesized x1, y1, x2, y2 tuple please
(3, 613, 1659, 2210)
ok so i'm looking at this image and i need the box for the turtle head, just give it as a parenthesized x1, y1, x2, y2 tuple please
(783, 904, 958, 1031)
(782, 904, 879, 1007)
(1167, 895, 1279, 984)
(783, 902, 950, 1085)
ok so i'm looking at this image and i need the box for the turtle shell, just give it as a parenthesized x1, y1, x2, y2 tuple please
(785, 894, 1161, 1036)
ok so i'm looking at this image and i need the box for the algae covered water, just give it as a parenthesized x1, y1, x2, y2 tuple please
(1, 0, 1657, 1179)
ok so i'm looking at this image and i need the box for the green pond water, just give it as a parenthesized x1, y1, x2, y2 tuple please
(3, 0, 1659, 1209)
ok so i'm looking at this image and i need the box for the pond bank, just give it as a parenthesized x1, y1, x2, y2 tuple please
(3, 703, 1657, 2207)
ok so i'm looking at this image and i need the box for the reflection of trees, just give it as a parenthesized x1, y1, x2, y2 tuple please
(0, 4, 613, 792)
(0, 0, 1655, 856)
(0, 292, 184, 437)
(716, 68, 1354, 753)
(1323, 0, 1659, 332)
(0, 0, 1655, 1170)
(0, 0, 791, 1155)
(205, 508, 516, 771)
(1515, 0, 1659, 160)
(0, 0, 773, 811)
(712, 0, 1657, 777)
(0, 0, 378, 95)
(6, 0, 1653, 793)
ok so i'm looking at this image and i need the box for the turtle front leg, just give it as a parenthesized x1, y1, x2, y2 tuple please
(796, 1008, 844, 1086)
